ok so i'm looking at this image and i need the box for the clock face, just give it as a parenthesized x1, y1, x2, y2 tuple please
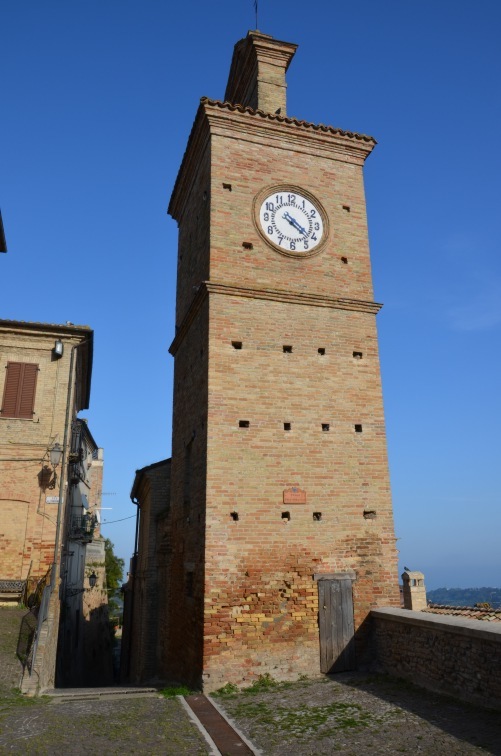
(257, 188, 326, 255)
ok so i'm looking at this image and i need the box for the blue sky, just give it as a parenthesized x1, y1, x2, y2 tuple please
(2, 1, 500, 590)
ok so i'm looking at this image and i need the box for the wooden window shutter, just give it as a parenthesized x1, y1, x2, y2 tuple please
(1, 362, 38, 418)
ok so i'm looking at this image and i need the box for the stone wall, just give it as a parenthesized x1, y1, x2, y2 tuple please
(372, 607, 501, 711)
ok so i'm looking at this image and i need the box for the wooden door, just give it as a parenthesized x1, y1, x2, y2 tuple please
(318, 578, 356, 673)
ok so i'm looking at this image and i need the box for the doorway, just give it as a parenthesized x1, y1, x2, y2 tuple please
(318, 577, 356, 673)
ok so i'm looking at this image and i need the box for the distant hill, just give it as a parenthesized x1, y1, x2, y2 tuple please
(427, 587, 501, 608)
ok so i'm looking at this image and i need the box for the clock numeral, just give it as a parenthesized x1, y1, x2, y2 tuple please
(311, 233, 317, 241)
(287, 193, 296, 204)
(301, 199, 305, 209)
(275, 194, 283, 205)
(263, 212, 269, 221)
(304, 241, 309, 250)
(290, 241, 296, 251)
(314, 222, 320, 231)
(310, 209, 316, 218)
(268, 226, 274, 235)
(266, 202, 274, 211)
(278, 236, 284, 246)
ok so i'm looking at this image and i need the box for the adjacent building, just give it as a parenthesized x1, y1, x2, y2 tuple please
(121, 459, 171, 683)
(0, 319, 108, 691)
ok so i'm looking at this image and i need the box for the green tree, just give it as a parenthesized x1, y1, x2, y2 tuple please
(104, 538, 124, 620)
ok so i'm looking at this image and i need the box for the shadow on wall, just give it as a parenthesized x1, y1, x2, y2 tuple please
(81, 605, 115, 687)
(16, 607, 38, 671)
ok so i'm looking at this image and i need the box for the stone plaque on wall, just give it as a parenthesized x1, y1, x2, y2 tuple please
(86, 541, 105, 559)
(283, 487, 306, 505)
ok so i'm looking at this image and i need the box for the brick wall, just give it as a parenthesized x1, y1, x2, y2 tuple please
(126, 460, 171, 684)
(0, 320, 92, 693)
(372, 607, 501, 711)
(163, 34, 399, 691)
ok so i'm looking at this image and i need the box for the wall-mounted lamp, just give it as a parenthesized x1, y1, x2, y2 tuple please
(66, 571, 98, 597)
(47, 442, 63, 490)
(53, 339, 64, 358)
(49, 442, 63, 469)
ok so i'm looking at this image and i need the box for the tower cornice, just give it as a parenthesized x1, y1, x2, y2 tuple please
(168, 97, 376, 224)
(169, 280, 382, 356)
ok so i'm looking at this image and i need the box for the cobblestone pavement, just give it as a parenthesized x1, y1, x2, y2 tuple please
(2, 608, 501, 755)
(0, 695, 211, 754)
(214, 673, 501, 755)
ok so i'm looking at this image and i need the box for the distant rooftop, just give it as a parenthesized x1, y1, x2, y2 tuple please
(425, 604, 501, 623)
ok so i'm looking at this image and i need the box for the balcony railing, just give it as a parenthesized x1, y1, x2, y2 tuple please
(69, 514, 97, 543)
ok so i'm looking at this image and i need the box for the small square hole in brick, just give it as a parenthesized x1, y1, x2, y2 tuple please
(223, 183, 232, 191)
(322, 423, 330, 432)
(282, 511, 290, 521)
(232, 341, 243, 349)
(231, 511, 239, 521)
(353, 351, 363, 359)
(313, 512, 322, 521)
(341, 256, 348, 264)
(283, 345, 293, 353)
(242, 241, 253, 250)
(343, 205, 351, 212)
(318, 347, 326, 355)
(239, 420, 250, 428)
(355, 424, 363, 433)
(284, 422, 291, 431)
(363, 510, 377, 519)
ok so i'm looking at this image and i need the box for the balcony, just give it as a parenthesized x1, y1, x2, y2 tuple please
(69, 514, 97, 543)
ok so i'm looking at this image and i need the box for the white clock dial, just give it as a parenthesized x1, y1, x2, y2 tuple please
(258, 190, 324, 254)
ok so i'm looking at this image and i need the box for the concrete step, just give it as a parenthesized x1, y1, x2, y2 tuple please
(43, 686, 158, 702)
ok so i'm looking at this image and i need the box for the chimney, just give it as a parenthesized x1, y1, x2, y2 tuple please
(224, 31, 298, 116)
(402, 570, 427, 611)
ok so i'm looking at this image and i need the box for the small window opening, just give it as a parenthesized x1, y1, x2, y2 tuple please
(313, 512, 322, 521)
(242, 241, 253, 250)
(283, 345, 292, 353)
(342, 205, 351, 212)
(363, 510, 377, 520)
(341, 256, 348, 264)
(318, 348, 325, 355)
(230, 511, 239, 521)
(355, 424, 363, 433)
(282, 511, 290, 521)
(284, 422, 291, 431)
(353, 351, 363, 359)
(322, 423, 330, 432)
(223, 183, 232, 191)
(239, 420, 250, 428)
(232, 341, 243, 349)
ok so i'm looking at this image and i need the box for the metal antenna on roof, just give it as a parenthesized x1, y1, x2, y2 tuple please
(254, 0, 258, 29)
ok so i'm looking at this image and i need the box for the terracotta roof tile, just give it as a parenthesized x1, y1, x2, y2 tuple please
(425, 604, 501, 622)
(200, 97, 377, 144)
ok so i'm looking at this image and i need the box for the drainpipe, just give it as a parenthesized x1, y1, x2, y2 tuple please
(123, 495, 140, 681)
(51, 344, 77, 592)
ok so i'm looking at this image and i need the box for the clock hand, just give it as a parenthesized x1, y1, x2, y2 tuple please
(283, 211, 307, 236)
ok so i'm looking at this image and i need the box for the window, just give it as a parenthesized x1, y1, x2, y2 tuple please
(1, 362, 38, 418)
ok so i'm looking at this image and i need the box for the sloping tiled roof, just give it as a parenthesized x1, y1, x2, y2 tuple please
(0, 318, 91, 332)
(200, 97, 376, 144)
(425, 604, 501, 623)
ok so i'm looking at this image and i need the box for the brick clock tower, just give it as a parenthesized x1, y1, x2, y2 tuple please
(167, 31, 400, 691)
